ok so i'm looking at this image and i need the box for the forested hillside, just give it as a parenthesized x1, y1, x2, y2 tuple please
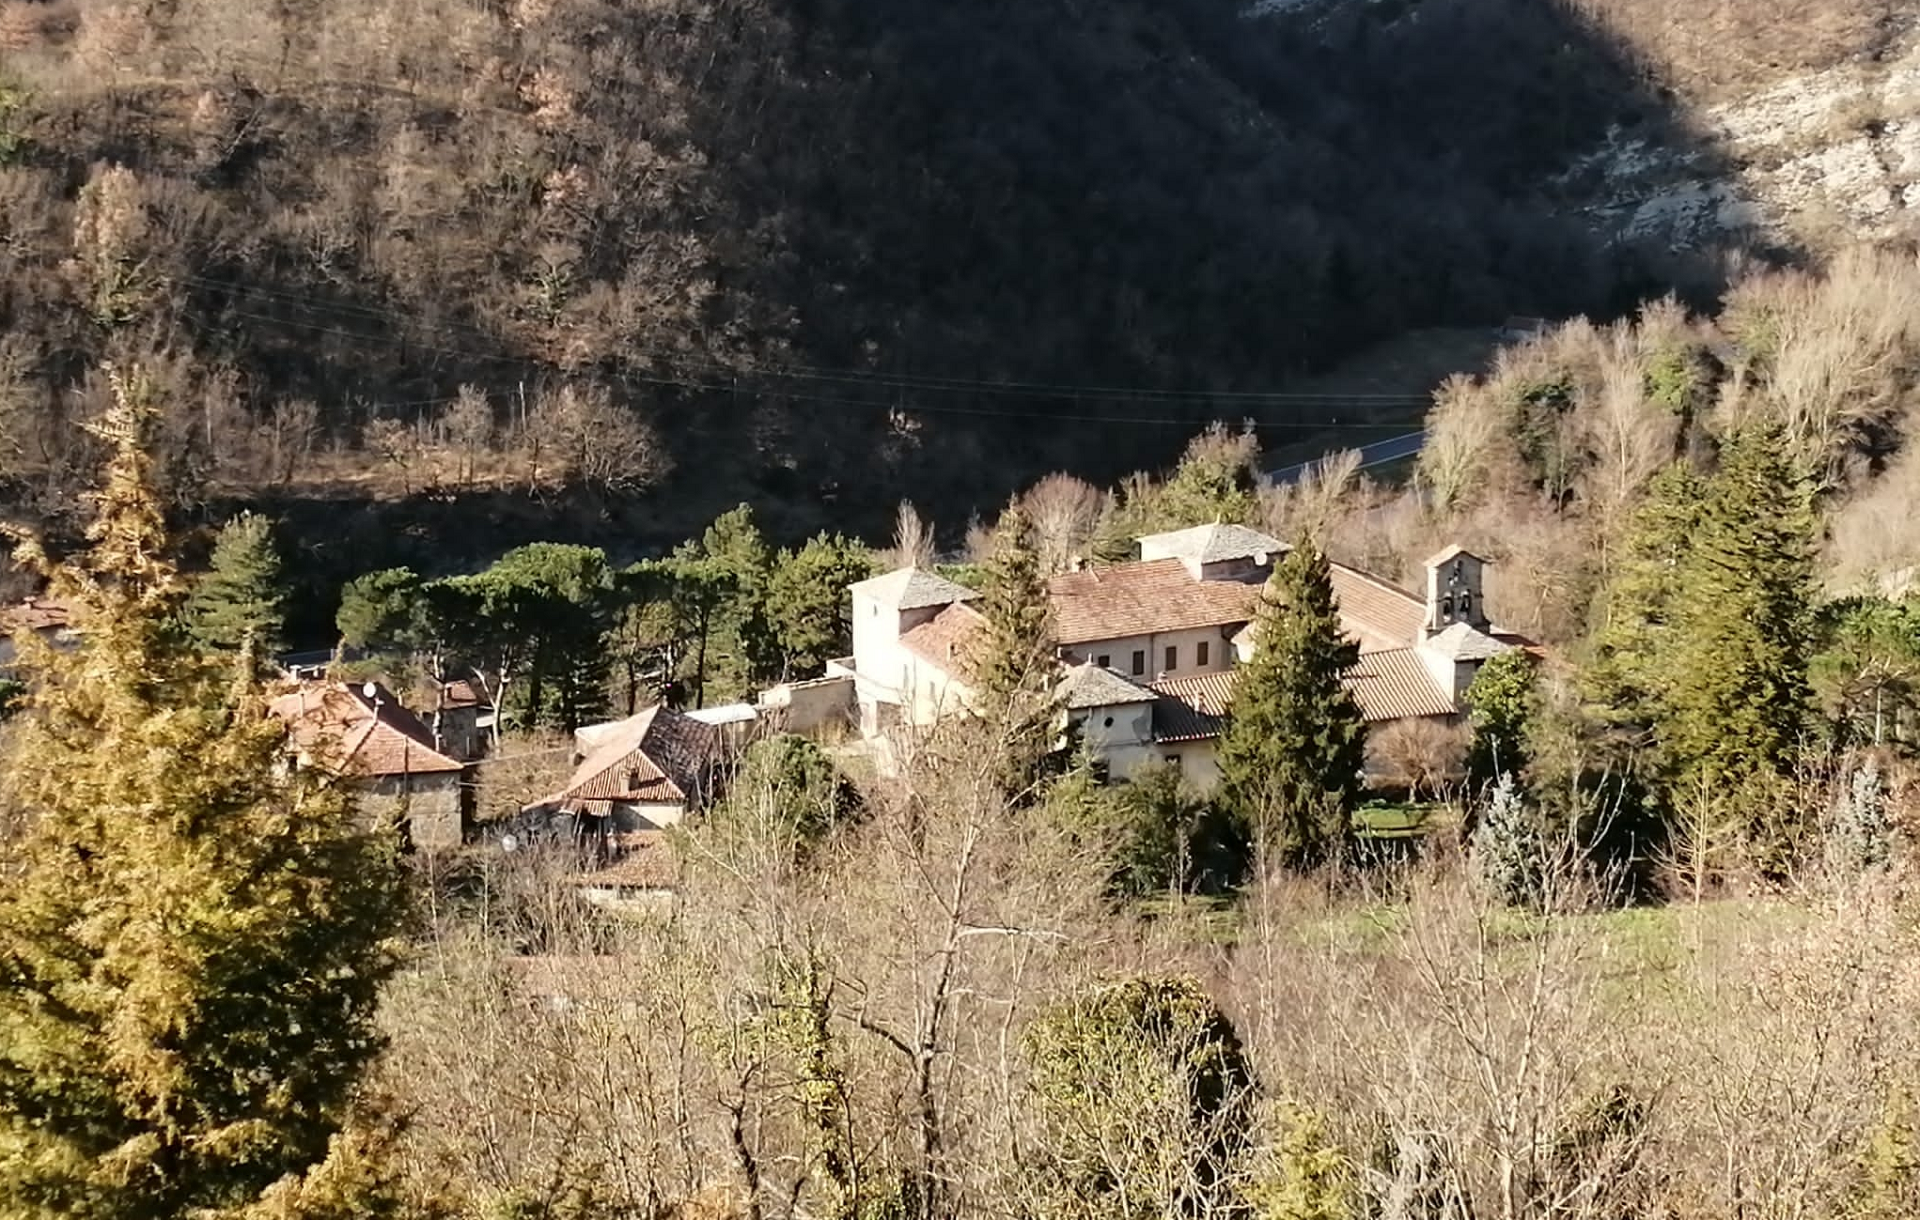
(0, 0, 1682, 570)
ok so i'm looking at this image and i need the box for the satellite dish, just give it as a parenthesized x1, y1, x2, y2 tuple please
(1253, 550, 1270, 567)
(362, 681, 379, 700)
(500, 833, 520, 854)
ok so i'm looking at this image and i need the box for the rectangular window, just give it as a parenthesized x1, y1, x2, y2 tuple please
(1197, 640, 1210, 667)
(1164, 645, 1178, 673)
(1096, 654, 1111, 669)
(1131, 650, 1146, 676)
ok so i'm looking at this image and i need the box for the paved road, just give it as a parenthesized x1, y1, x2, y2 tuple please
(1266, 429, 1426, 485)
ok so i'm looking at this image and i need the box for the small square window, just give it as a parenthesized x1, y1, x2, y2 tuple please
(1131, 650, 1146, 676)
(1096, 654, 1111, 669)
(1197, 640, 1210, 667)
(1164, 645, 1177, 672)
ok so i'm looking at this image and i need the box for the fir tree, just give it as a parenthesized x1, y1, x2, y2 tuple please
(0, 369, 406, 1219)
(1658, 426, 1816, 843)
(1585, 460, 1708, 729)
(963, 505, 1060, 794)
(1217, 538, 1365, 870)
(186, 510, 287, 657)
(1470, 774, 1544, 909)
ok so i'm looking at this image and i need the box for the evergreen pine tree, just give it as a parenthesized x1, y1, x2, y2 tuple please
(186, 510, 287, 657)
(1217, 539, 1365, 870)
(1584, 461, 1707, 729)
(0, 370, 406, 1219)
(1659, 426, 1816, 844)
(964, 505, 1060, 795)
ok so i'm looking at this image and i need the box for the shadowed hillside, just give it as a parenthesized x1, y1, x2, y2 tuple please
(0, 0, 1706, 567)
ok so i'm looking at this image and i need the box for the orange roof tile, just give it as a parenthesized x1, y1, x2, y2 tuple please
(1327, 564, 1427, 652)
(1147, 648, 1456, 741)
(900, 602, 987, 667)
(268, 681, 466, 776)
(541, 706, 717, 807)
(1347, 649, 1459, 720)
(1049, 559, 1260, 645)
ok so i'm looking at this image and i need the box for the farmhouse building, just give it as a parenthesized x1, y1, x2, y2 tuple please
(846, 523, 1526, 788)
(268, 680, 470, 849)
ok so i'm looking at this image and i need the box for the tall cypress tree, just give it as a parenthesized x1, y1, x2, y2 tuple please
(1659, 426, 1816, 840)
(0, 371, 406, 1219)
(186, 511, 287, 657)
(964, 506, 1060, 794)
(1217, 538, 1365, 870)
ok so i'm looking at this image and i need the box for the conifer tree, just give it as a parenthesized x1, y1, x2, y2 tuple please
(1217, 538, 1365, 870)
(1658, 426, 1816, 842)
(186, 510, 287, 657)
(0, 370, 406, 1220)
(964, 505, 1060, 794)
(1585, 460, 1708, 729)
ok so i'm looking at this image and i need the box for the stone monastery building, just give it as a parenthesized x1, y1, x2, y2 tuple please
(845, 523, 1527, 788)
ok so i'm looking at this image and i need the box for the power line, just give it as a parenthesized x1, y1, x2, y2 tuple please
(207, 302, 1435, 430)
(176, 271, 1437, 408)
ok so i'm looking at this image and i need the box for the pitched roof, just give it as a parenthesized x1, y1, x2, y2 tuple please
(1060, 662, 1157, 710)
(1137, 523, 1288, 566)
(1149, 672, 1233, 742)
(1327, 564, 1427, 651)
(1148, 650, 1457, 742)
(900, 601, 987, 666)
(1424, 544, 1491, 569)
(1422, 622, 1512, 662)
(268, 681, 465, 777)
(544, 706, 718, 807)
(851, 567, 977, 611)
(1347, 650, 1459, 720)
(1047, 556, 1429, 653)
(1049, 558, 1259, 644)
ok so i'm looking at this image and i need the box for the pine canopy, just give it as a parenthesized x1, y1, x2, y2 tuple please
(186, 511, 287, 657)
(0, 371, 406, 1220)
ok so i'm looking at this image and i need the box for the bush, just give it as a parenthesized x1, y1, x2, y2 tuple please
(1470, 774, 1545, 909)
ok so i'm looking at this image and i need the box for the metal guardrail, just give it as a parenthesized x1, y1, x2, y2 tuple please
(1266, 429, 1427, 485)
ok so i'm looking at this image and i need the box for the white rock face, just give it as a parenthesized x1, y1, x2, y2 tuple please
(1562, 40, 1920, 250)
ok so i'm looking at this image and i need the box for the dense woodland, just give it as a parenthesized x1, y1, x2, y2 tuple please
(0, 0, 1762, 579)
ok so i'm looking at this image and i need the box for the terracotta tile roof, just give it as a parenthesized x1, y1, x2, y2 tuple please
(1147, 649, 1457, 742)
(1060, 662, 1157, 710)
(268, 681, 466, 776)
(542, 706, 718, 807)
(1049, 559, 1259, 645)
(1047, 557, 1429, 653)
(438, 677, 490, 710)
(1137, 523, 1288, 565)
(1327, 564, 1427, 652)
(900, 601, 987, 667)
(1347, 650, 1459, 721)
(852, 567, 977, 611)
(1150, 672, 1233, 742)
